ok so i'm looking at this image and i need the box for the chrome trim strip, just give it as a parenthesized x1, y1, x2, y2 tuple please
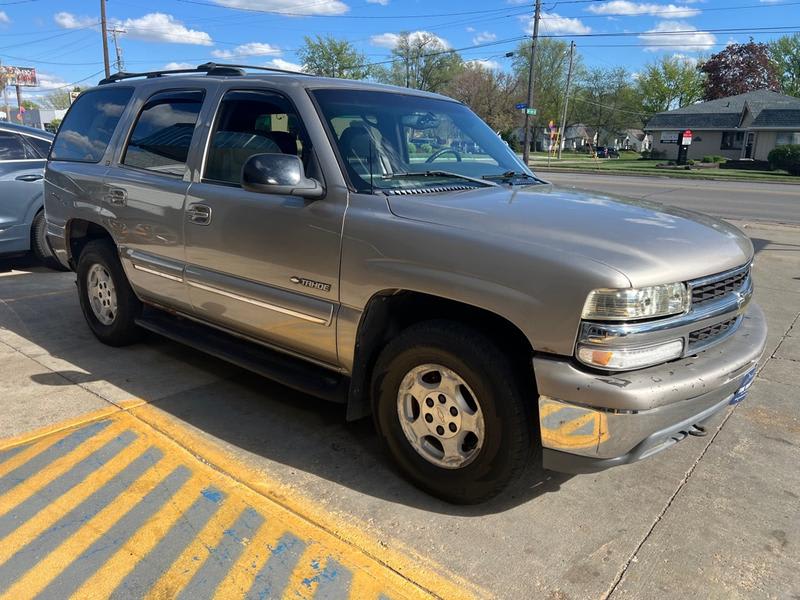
(132, 263, 184, 283)
(186, 280, 328, 325)
(688, 262, 751, 290)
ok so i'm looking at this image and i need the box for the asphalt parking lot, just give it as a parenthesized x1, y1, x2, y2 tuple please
(1, 218, 799, 599)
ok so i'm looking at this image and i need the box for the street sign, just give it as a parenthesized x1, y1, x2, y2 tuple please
(515, 102, 528, 110)
(525, 108, 537, 116)
(681, 129, 693, 145)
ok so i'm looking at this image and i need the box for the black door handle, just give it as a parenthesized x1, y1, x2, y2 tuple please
(15, 174, 43, 182)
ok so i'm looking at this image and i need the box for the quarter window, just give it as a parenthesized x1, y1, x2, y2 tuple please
(204, 90, 309, 185)
(25, 136, 52, 158)
(123, 90, 204, 176)
(50, 87, 133, 163)
(0, 132, 30, 160)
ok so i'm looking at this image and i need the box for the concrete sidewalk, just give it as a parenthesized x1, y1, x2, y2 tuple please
(0, 219, 798, 599)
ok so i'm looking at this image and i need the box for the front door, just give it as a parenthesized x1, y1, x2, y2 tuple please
(0, 131, 46, 254)
(744, 132, 755, 159)
(107, 87, 210, 312)
(183, 89, 345, 365)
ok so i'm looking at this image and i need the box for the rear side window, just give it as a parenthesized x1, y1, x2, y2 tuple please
(50, 87, 133, 163)
(0, 132, 30, 160)
(122, 89, 204, 176)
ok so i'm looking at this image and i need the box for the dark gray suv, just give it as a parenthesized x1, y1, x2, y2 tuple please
(45, 64, 766, 503)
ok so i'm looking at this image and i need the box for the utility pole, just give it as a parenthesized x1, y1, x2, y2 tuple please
(109, 28, 126, 72)
(557, 41, 575, 160)
(522, 0, 542, 166)
(100, 0, 111, 78)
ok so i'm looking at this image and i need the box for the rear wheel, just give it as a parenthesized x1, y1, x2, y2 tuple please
(372, 320, 534, 504)
(76, 239, 142, 346)
(31, 211, 67, 271)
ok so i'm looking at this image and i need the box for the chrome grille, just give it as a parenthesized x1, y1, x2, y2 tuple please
(691, 266, 749, 306)
(688, 317, 739, 348)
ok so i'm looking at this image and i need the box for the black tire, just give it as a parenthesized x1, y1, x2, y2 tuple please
(76, 239, 142, 346)
(31, 211, 68, 271)
(372, 320, 534, 504)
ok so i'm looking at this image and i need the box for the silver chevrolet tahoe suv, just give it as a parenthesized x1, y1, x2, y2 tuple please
(44, 64, 767, 504)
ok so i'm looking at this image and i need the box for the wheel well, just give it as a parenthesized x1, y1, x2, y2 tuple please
(67, 219, 114, 268)
(346, 290, 535, 421)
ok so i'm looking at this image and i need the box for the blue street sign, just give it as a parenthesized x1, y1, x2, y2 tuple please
(515, 102, 528, 110)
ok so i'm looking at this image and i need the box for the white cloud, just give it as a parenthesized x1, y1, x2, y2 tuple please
(534, 13, 591, 35)
(0, 11, 10, 24)
(466, 26, 476, 32)
(211, 42, 281, 58)
(30, 72, 69, 90)
(587, 1, 700, 18)
(639, 20, 716, 51)
(366, 0, 389, 4)
(370, 30, 449, 49)
(265, 58, 305, 72)
(466, 59, 501, 70)
(54, 12, 97, 29)
(163, 62, 195, 70)
(759, 0, 784, 3)
(212, 0, 349, 16)
(472, 31, 496, 44)
(112, 13, 213, 46)
(672, 53, 698, 65)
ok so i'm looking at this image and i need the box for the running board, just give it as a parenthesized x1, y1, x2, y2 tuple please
(135, 308, 348, 404)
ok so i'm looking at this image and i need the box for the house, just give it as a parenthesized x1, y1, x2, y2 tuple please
(615, 129, 650, 152)
(21, 108, 67, 132)
(645, 90, 800, 161)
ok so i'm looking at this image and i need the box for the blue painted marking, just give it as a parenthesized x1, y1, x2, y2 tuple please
(0, 443, 28, 466)
(309, 558, 353, 599)
(0, 420, 112, 496)
(34, 462, 190, 600)
(176, 506, 265, 600)
(201, 488, 224, 503)
(108, 486, 226, 599)
(245, 533, 307, 600)
(0, 445, 164, 596)
(0, 430, 137, 540)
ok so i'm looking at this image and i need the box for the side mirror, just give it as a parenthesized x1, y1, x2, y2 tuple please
(241, 153, 324, 199)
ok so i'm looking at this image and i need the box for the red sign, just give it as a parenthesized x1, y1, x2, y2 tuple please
(681, 129, 693, 145)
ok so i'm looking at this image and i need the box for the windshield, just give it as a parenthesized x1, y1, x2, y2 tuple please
(311, 88, 533, 193)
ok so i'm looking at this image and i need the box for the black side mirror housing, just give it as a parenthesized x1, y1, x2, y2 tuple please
(241, 153, 324, 199)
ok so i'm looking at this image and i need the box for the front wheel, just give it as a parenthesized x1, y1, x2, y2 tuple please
(76, 239, 142, 346)
(372, 321, 534, 504)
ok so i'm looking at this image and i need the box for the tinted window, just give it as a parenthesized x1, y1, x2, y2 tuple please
(0, 132, 29, 160)
(123, 90, 204, 176)
(51, 87, 133, 163)
(25, 136, 52, 158)
(204, 90, 309, 185)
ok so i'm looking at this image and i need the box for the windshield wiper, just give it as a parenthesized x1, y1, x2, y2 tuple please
(482, 171, 542, 184)
(390, 170, 498, 187)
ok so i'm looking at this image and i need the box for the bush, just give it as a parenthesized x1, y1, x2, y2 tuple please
(768, 144, 800, 175)
(419, 143, 433, 154)
(687, 159, 695, 166)
(407, 142, 417, 155)
(701, 154, 726, 163)
(640, 150, 650, 159)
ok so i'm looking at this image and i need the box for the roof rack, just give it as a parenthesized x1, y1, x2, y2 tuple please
(98, 62, 310, 85)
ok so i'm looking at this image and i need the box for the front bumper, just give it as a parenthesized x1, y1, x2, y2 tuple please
(536, 302, 767, 474)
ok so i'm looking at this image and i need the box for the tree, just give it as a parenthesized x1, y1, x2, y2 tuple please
(41, 87, 82, 109)
(572, 67, 643, 145)
(769, 34, 800, 98)
(380, 32, 463, 93)
(699, 40, 779, 100)
(636, 55, 705, 114)
(20, 99, 39, 110)
(297, 35, 371, 80)
(445, 63, 521, 137)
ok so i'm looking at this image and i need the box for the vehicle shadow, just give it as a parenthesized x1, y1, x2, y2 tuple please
(6, 270, 570, 514)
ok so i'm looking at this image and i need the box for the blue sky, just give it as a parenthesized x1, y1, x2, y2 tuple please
(0, 0, 797, 102)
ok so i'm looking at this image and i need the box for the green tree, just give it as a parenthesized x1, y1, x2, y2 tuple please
(636, 55, 705, 114)
(41, 87, 83, 110)
(445, 63, 521, 136)
(572, 67, 643, 145)
(20, 99, 39, 110)
(297, 35, 371, 79)
(769, 34, 800, 97)
(700, 40, 779, 100)
(381, 32, 463, 93)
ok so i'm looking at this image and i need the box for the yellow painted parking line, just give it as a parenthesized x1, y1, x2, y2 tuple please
(0, 407, 488, 600)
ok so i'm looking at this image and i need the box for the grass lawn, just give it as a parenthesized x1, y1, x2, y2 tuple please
(529, 157, 799, 183)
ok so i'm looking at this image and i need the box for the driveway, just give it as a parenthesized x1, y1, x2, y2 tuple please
(0, 219, 798, 598)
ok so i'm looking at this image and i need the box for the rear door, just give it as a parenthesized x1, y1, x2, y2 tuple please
(0, 131, 46, 253)
(183, 88, 345, 365)
(107, 85, 212, 312)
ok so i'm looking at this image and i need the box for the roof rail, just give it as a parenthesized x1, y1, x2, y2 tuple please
(98, 62, 310, 85)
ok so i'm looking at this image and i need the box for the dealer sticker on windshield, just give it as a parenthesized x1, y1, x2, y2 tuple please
(731, 367, 757, 404)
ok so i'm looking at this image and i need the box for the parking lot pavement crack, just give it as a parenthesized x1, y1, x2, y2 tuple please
(604, 308, 800, 600)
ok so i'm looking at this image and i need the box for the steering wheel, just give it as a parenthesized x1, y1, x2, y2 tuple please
(425, 147, 462, 163)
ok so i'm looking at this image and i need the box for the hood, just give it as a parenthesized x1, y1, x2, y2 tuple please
(386, 183, 753, 288)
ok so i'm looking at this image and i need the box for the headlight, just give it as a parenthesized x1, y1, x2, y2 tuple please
(577, 339, 684, 370)
(582, 283, 689, 321)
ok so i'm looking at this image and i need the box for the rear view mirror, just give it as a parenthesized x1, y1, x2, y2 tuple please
(241, 153, 324, 199)
(401, 112, 440, 131)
